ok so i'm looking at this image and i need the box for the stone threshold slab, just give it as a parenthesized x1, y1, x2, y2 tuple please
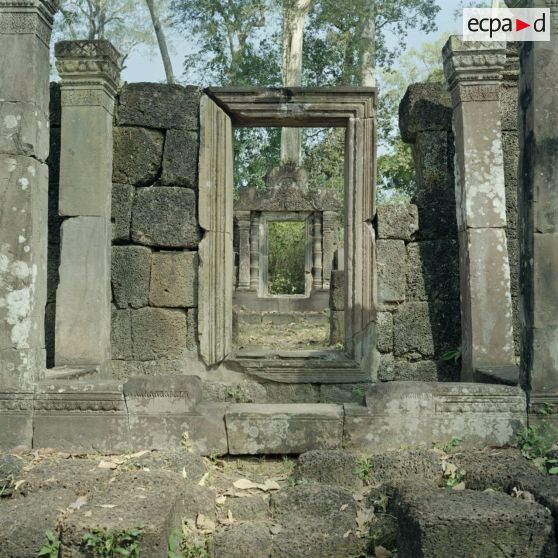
(226, 403, 344, 455)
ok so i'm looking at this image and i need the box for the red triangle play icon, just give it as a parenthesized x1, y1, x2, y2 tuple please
(516, 18, 530, 32)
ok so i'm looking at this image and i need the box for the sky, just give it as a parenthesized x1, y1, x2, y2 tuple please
(122, 1, 464, 85)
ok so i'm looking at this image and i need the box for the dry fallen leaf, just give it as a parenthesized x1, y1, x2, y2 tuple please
(220, 510, 235, 526)
(198, 472, 210, 486)
(97, 504, 117, 509)
(340, 504, 349, 511)
(69, 496, 88, 510)
(355, 509, 373, 537)
(233, 479, 259, 490)
(98, 460, 118, 470)
(196, 514, 216, 532)
(13, 480, 26, 491)
(343, 530, 352, 539)
(233, 478, 281, 492)
(182, 467, 188, 479)
(452, 481, 466, 491)
(216, 495, 227, 505)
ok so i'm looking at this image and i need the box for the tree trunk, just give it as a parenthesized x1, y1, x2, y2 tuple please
(280, 0, 312, 166)
(360, 1, 376, 87)
(145, 0, 175, 84)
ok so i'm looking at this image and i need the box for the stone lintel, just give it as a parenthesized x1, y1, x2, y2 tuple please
(55, 40, 121, 105)
(443, 36, 506, 98)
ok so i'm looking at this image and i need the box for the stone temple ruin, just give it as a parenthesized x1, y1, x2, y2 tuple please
(1, 0, 558, 556)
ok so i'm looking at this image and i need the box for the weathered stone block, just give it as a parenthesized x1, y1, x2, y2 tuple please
(213, 522, 272, 558)
(377, 240, 406, 303)
(188, 403, 229, 455)
(376, 203, 418, 240)
(377, 311, 393, 353)
(293, 450, 363, 490)
(413, 131, 457, 240)
(0, 101, 49, 161)
(499, 82, 519, 132)
(130, 307, 187, 361)
(393, 301, 460, 359)
(0, 390, 33, 450)
(186, 308, 198, 350)
(117, 83, 201, 130)
(0, 156, 48, 385)
(406, 240, 459, 301)
(160, 129, 198, 187)
(392, 484, 556, 558)
(112, 245, 151, 309)
(226, 403, 343, 455)
(329, 310, 345, 345)
(111, 182, 133, 242)
(61, 471, 192, 558)
(111, 307, 132, 360)
(149, 251, 198, 307)
(55, 216, 111, 366)
(58, 104, 113, 217)
(329, 270, 345, 310)
(0, 490, 76, 557)
(265, 383, 320, 403)
(399, 83, 452, 143)
(378, 353, 395, 381)
(131, 187, 200, 248)
(112, 126, 164, 186)
(344, 382, 526, 451)
(33, 381, 130, 453)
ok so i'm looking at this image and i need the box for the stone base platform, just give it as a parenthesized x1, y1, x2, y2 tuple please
(0, 378, 527, 455)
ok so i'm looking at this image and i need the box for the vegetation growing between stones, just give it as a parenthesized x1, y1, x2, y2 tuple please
(517, 422, 558, 475)
(38, 530, 61, 558)
(168, 529, 208, 558)
(82, 527, 143, 558)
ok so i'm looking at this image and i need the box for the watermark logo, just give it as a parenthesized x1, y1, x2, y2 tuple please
(463, 8, 550, 41)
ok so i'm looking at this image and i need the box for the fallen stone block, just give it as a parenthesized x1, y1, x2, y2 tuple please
(391, 483, 556, 557)
(226, 404, 343, 455)
(0, 489, 75, 558)
(293, 450, 363, 490)
(212, 522, 273, 558)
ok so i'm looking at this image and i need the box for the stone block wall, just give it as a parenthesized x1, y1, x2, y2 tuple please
(110, 83, 202, 377)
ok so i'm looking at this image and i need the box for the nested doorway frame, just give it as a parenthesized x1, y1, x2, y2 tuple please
(198, 87, 377, 371)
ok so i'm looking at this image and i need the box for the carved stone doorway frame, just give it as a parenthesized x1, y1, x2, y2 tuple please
(198, 87, 377, 372)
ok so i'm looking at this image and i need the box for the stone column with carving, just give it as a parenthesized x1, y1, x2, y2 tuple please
(507, 0, 558, 411)
(249, 213, 260, 291)
(443, 37, 516, 381)
(312, 213, 323, 289)
(236, 211, 251, 290)
(0, 0, 57, 388)
(322, 210, 337, 289)
(54, 41, 120, 369)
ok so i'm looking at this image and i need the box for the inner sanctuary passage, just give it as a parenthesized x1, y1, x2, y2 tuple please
(233, 127, 345, 351)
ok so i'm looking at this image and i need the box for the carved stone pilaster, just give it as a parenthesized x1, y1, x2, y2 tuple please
(322, 211, 337, 289)
(236, 211, 251, 290)
(443, 35, 515, 380)
(55, 40, 121, 113)
(0, 0, 57, 389)
(54, 40, 121, 369)
(443, 37, 506, 104)
(312, 213, 323, 289)
(249, 213, 260, 291)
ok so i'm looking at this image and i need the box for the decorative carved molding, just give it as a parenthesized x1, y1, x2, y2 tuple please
(443, 36, 506, 93)
(450, 83, 500, 106)
(0, 0, 57, 47)
(55, 40, 121, 97)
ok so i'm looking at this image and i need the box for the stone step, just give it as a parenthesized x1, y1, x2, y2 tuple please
(225, 403, 343, 455)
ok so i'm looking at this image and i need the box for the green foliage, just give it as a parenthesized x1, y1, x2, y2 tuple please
(517, 422, 558, 474)
(442, 437, 462, 453)
(356, 455, 372, 482)
(168, 529, 208, 558)
(82, 527, 143, 558)
(377, 139, 415, 200)
(38, 530, 60, 558)
(267, 221, 306, 295)
(441, 347, 462, 364)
